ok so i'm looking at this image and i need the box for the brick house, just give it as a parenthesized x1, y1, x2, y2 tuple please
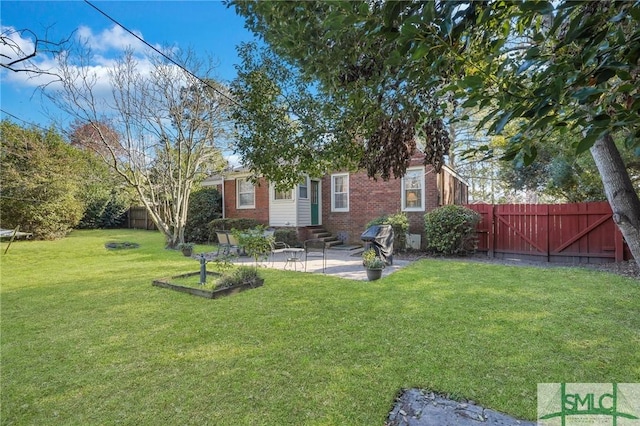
(202, 153, 468, 247)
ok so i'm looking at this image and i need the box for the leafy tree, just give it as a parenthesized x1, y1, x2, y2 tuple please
(231, 1, 640, 267)
(497, 130, 640, 203)
(450, 108, 512, 203)
(184, 187, 222, 243)
(70, 122, 134, 229)
(0, 120, 84, 239)
(231, 43, 362, 189)
(44, 46, 229, 248)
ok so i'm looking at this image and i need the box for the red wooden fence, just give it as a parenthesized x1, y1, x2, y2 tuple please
(465, 202, 631, 264)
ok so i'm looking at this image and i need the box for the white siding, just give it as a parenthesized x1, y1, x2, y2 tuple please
(297, 197, 311, 226)
(268, 184, 297, 226)
(268, 179, 315, 227)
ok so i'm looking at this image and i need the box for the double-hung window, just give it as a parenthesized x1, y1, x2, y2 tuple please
(274, 188, 294, 200)
(298, 178, 308, 199)
(331, 173, 349, 212)
(237, 178, 255, 209)
(402, 168, 424, 211)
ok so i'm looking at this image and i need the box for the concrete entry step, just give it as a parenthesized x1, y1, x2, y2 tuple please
(328, 244, 363, 252)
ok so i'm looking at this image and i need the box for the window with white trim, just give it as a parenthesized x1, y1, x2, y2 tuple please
(402, 168, 424, 211)
(299, 178, 308, 199)
(331, 173, 349, 212)
(237, 178, 255, 208)
(274, 188, 294, 200)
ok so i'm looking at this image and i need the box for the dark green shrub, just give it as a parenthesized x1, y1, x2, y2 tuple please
(185, 188, 222, 243)
(208, 218, 261, 242)
(0, 121, 85, 239)
(78, 191, 129, 229)
(365, 212, 409, 251)
(424, 205, 481, 255)
(274, 228, 299, 247)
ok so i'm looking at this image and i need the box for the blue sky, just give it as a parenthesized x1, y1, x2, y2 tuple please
(0, 1, 258, 129)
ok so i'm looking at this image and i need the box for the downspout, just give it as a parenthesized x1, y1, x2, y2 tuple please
(221, 177, 226, 219)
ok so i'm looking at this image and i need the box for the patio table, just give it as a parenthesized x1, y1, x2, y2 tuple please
(283, 248, 304, 271)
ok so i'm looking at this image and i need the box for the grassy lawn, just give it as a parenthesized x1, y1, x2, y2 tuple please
(1, 229, 639, 425)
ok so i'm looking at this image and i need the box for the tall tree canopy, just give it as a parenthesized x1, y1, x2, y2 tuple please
(231, 0, 640, 266)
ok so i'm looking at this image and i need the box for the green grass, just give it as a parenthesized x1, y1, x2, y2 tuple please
(1, 229, 639, 425)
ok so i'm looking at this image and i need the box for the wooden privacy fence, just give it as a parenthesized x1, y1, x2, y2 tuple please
(465, 202, 631, 264)
(126, 207, 157, 230)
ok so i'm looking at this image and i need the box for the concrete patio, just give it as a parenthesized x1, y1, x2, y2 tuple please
(204, 247, 412, 281)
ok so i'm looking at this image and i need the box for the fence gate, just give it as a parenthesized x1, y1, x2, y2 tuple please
(467, 202, 628, 264)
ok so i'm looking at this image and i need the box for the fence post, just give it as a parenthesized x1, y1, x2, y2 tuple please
(487, 205, 495, 258)
(545, 204, 550, 263)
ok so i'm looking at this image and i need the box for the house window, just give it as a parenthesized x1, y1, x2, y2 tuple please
(274, 188, 294, 200)
(331, 173, 349, 212)
(237, 178, 255, 209)
(299, 178, 308, 199)
(402, 168, 424, 211)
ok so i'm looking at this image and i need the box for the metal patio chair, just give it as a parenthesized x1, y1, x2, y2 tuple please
(304, 239, 327, 273)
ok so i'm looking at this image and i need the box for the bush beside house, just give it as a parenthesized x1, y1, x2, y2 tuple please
(365, 212, 409, 252)
(424, 205, 481, 255)
(185, 188, 222, 243)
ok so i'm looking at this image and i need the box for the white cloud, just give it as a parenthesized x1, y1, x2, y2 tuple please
(76, 24, 146, 53)
(1, 23, 161, 91)
(2, 23, 186, 129)
(225, 154, 243, 168)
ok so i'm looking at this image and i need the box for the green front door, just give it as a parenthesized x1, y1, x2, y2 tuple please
(311, 180, 320, 225)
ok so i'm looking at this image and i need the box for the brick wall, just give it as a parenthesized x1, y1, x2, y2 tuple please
(223, 177, 269, 225)
(321, 155, 445, 245)
(215, 158, 468, 247)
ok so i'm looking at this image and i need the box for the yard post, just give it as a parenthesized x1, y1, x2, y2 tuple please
(488, 205, 495, 258)
(199, 254, 207, 285)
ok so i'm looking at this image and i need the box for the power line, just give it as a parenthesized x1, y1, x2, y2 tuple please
(83, 0, 239, 107)
(0, 108, 52, 133)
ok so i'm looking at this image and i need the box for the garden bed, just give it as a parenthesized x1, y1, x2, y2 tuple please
(152, 271, 264, 299)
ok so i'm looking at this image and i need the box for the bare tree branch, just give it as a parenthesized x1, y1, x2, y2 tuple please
(1, 27, 72, 74)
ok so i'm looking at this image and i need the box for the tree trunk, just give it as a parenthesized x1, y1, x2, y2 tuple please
(590, 134, 640, 268)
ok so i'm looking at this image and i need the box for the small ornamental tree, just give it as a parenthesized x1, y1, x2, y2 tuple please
(424, 205, 481, 256)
